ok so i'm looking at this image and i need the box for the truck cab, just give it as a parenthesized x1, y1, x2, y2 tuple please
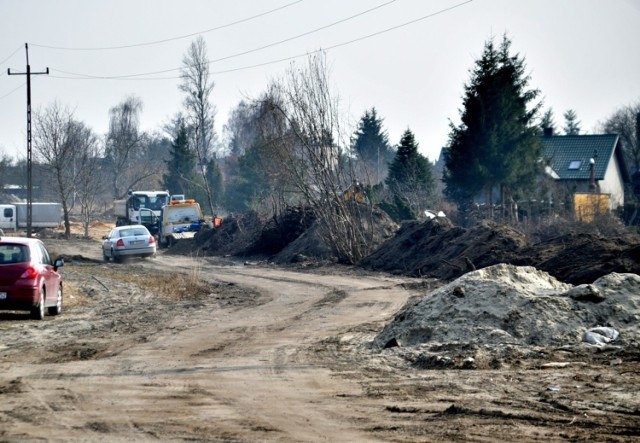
(115, 190, 169, 235)
(158, 199, 205, 247)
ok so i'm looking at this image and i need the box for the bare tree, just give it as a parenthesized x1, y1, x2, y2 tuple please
(258, 54, 377, 264)
(180, 36, 217, 214)
(223, 100, 262, 158)
(75, 128, 106, 237)
(600, 99, 640, 172)
(105, 95, 156, 198)
(0, 151, 14, 192)
(33, 102, 84, 238)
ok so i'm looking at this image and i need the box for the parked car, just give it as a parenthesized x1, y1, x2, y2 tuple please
(102, 224, 156, 262)
(0, 236, 64, 320)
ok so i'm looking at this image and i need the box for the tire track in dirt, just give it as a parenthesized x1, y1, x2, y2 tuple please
(0, 251, 420, 442)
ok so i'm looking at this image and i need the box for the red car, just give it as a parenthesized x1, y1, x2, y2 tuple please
(0, 236, 64, 320)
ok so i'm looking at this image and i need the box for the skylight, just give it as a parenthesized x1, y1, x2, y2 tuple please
(568, 160, 582, 170)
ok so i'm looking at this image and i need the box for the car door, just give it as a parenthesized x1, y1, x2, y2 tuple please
(37, 243, 60, 306)
(103, 229, 116, 256)
(0, 206, 15, 230)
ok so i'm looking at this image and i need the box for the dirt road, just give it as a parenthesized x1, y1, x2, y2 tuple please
(1, 239, 639, 442)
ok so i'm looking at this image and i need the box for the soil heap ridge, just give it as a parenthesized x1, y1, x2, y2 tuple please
(373, 263, 640, 349)
(359, 217, 640, 284)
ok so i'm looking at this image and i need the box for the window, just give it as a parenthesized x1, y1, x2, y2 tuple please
(38, 244, 51, 265)
(30, 243, 42, 264)
(0, 245, 28, 264)
(3, 208, 13, 218)
(568, 160, 582, 170)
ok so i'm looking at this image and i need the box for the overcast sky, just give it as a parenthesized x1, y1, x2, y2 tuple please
(1, 0, 639, 163)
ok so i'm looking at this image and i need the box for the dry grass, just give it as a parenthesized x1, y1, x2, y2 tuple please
(49, 218, 114, 241)
(86, 263, 212, 301)
(63, 280, 93, 309)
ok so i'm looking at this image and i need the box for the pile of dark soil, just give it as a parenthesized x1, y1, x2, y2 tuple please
(359, 217, 640, 284)
(519, 232, 640, 284)
(179, 205, 398, 264)
(359, 218, 527, 281)
(244, 207, 316, 257)
(171, 204, 640, 285)
(190, 211, 264, 257)
(271, 204, 398, 264)
(178, 208, 316, 259)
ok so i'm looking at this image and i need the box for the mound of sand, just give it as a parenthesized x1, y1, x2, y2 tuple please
(373, 264, 640, 349)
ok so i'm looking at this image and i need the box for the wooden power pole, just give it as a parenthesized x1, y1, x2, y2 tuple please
(7, 43, 49, 237)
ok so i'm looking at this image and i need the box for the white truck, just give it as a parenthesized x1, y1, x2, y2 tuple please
(114, 190, 170, 235)
(157, 199, 206, 247)
(0, 202, 63, 231)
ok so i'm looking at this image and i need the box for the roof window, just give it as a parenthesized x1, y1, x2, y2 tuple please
(568, 160, 582, 170)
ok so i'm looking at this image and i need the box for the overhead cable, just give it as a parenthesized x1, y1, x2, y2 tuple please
(0, 82, 25, 101)
(0, 46, 23, 70)
(49, 0, 396, 80)
(29, 0, 304, 51)
(48, 0, 474, 81)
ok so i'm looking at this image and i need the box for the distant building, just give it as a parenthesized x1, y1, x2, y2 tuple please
(1, 185, 28, 200)
(540, 131, 630, 209)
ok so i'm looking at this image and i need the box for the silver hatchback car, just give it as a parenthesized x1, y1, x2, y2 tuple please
(102, 225, 156, 262)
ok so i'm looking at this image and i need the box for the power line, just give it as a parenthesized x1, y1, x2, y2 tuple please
(46, 0, 398, 80)
(323, 0, 473, 50)
(0, 46, 23, 69)
(0, 82, 25, 101)
(46, 0, 474, 81)
(29, 0, 304, 51)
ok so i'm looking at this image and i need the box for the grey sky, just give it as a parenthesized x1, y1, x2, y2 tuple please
(1, 0, 639, 163)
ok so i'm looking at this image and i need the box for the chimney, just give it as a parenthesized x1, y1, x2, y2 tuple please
(543, 127, 554, 137)
(589, 158, 599, 193)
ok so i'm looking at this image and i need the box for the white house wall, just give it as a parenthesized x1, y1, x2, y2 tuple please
(598, 153, 625, 209)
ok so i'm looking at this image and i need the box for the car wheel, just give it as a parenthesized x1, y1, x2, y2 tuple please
(30, 289, 45, 320)
(48, 285, 63, 316)
(112, 249, 121, 263)
(103, 251, 110, 262)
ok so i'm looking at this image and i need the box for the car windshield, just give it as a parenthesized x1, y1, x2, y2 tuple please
(119, 228, 148, 238)
(0, 244, 29, 264)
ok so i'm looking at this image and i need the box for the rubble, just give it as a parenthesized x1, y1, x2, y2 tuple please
(373, 264, 640, 349)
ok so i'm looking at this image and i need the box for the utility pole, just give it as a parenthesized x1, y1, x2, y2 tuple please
(8, 43, 49, 238)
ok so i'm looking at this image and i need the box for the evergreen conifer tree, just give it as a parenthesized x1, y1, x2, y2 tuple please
(163, 122, 197, 196)
(384, 129, 434, 219)
(563, 109, 581, 135)
(351, 108, 394, 184)
(443, 35, 541, 216)
(540, 108, 556, 134)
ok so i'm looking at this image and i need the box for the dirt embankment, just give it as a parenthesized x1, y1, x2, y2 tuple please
(359, 217, 640, 284)
(1, 220, 639, 441)
(162, 206, 640, 286)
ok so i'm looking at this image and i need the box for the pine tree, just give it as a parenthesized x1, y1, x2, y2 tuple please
(540, 108, 556, 134)
(444, 35, 542, 216)
(563, 109, 581, 135)
(385, 129, 434, 219)
(351, 108, 394, 184)
(163, 122, 197, 196)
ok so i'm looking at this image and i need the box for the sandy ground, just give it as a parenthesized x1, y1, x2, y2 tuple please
(0, 235, 639, 442)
